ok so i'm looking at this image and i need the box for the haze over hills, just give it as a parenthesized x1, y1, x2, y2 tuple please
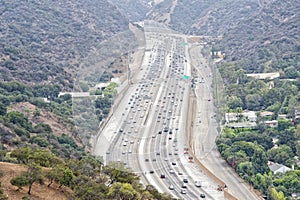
(113, 0, 299, 74)
(0, 0, 129, 89)
(1, 0, 298, 88)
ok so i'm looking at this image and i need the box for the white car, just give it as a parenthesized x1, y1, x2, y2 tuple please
(181, 189, 187, 194)
(195, 181, 202, 187)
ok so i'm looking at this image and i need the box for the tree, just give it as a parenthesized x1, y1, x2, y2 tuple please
(10, 176, 29, 191)
(10, 163, 44, 194)
(57, 167, 74, 188)
(103, 163, 139, 185)
(10, 146, 33, 164)
(108, 182, 122, 200)
(253, 173, 272, 192)
(267, 145, 294, 164)
(5, 111, 32, 131)
(25, 163, 44, 194)
(227, 96, 243, 109)
(72, 178, 107, 200)
(119, 183, 140, 200)
(0, 102, 6, 116)
(252, 148, 269, 174)
(268, 187, 286, 200)
(284, 66, 299, 79)
(295, 125, 300, 157)
(245, 94, 263, 110)
(277, 119, 292, 132)
(108, 182, 139, 200)
(263, 88, 282, 108)
(46, 167, 59, 188)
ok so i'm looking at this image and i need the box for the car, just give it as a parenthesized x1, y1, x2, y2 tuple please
(181, 189, 187, 194)
(145, 158, 149, 162)
(178, 171, 183, 175)
(172, 162, 176, 165)
(183, 178, 188, 183)
(156, 152, 160, 155)
(152, 158, 156, 162)
(149, 170, 154, 174)
(200, 193, 205, 198)
(195, 181, 202, 187)
(181, 183, 187, 188)
(122, 142, 127, 146)
(169, 169, 175, 174)
(169, 185, 174, 190)
(160, 174, 165, 178)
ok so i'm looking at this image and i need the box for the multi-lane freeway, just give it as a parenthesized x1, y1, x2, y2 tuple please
(94, 21, 259, 200)
(94, 22, 224, 200)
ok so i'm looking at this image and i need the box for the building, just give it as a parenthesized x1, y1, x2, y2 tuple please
(225, 113, 238, 123)
(225, 111, 257, 123)
(246, 72, 280, 80)
(278, 114, 287, 119)
(226, 122, 257, 129)
(260, 111, 274, 118)
(264, 120, 278, 128)
(58, 92, 90, 97)
(242, 110, 257, 122)
(268, 162, 292, 174)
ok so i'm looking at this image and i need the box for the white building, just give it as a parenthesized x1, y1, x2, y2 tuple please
(268, 162, 291, 174)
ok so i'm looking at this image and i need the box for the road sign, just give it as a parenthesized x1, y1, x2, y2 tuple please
(183, 75, 189, 80)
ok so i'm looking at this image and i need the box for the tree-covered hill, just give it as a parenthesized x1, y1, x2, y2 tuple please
(0, 0, 129, 90)
(111, 0, 152, 21)
(164, 0, 299, 73)
(111, 0, 299, 74)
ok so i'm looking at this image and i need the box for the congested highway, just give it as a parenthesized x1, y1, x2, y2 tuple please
(94, 22, 224, 199)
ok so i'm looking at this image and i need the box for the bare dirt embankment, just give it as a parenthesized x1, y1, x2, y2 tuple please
(0, 162, 72, 200)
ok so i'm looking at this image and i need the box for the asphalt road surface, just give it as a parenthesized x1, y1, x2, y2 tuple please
(94, 21, 260, 200)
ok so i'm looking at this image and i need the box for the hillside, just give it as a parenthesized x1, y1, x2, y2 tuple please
(111, 0, 152, 21)
(0, 0, 129, 90)
(0, 162, 71, 200)
(217, 0, 299, 73)
(157, 0, 299, 73)
(110, 0, 299, 75)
